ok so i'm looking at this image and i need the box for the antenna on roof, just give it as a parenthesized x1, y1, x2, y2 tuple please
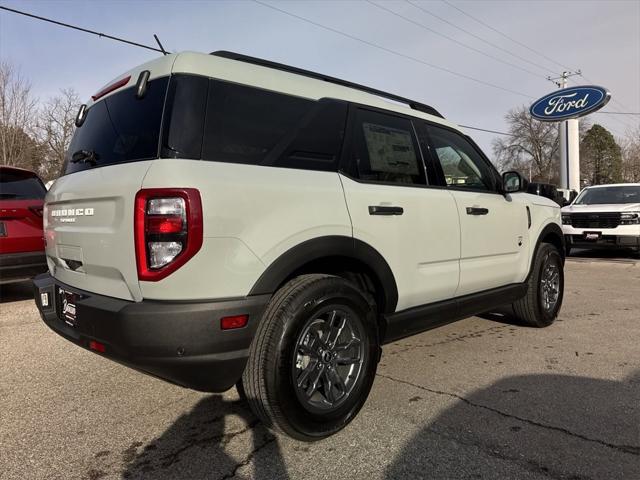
(154, 34, 167, 55)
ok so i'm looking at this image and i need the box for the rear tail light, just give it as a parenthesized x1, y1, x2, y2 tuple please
(134, 189, 203, 281)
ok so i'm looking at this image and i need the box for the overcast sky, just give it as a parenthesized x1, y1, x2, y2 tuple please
(1, 0, 638, 159)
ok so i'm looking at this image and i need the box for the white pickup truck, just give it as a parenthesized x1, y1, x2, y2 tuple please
(562, 183, 640, 256)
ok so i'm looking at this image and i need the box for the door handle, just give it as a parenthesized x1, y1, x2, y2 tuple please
(368, 206, 404, 216)
(466, 207, 489, 215)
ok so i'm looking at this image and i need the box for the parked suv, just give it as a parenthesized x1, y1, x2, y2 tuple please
(527, 182, 564, 206)
(562, 183, 640, 256)
(0, 166, 48, 283)
(33, 51, 565, 440)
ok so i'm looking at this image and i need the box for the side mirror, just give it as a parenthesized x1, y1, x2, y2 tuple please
(502, 171, 527, 193)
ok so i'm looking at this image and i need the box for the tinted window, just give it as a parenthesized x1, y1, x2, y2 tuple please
(162, 74, 209, 159)
(0, 171, 46, 199)
(202, 81, 315, 166)
(350, 109, 426, 185)
(64, 77, 169, 175)
(162, 76, 346, 171)
(266, 100, 348, 171)
(426, 124, 495, 191)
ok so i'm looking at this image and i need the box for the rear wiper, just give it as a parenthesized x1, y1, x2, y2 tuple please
(71, 149, 99, 165)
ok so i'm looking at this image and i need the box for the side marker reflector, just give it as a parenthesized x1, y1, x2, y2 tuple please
(221, 315, 249, 330)
(89, 340, 106, 353)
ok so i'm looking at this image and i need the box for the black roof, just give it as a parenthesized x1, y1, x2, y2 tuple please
(210, 50, 444, 119)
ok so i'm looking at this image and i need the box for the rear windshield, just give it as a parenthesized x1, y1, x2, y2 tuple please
(64, 76, 169, 175)
(0, 171, 46, 199)
(574, 186, 640, 205)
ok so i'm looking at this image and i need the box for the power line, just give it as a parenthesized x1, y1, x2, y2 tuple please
(572, 76, 638, 132)
(441, 0, 576, 73)
(564, 75, 637, 132)
(366, 0, 543, 79)
(595, 111, 640, 116)
(459, 125, 513, 136)
(578, 73, 639, 129)
(406, 0, 555, 76)
(0, 5, 164, 54)
(252, 0, 533, 99)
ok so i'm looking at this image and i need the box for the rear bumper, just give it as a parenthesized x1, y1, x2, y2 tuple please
(565, 234, 640, 251)
(33, 273, 270, 392)
(0, 251, 47, 283)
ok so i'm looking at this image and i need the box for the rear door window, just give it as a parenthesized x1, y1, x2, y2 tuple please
(0, 171, 46, 199)
(64, 76, 169, 175)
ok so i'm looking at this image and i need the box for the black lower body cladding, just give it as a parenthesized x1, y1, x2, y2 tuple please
(32, 273, 270, 392)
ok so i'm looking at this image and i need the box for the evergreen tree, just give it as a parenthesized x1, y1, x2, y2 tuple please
(580, 124, 622, 185)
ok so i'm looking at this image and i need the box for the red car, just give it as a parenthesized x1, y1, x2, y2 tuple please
(0, 166, 48, 283)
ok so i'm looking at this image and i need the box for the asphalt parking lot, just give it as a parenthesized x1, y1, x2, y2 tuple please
(1, 252, 639, 480)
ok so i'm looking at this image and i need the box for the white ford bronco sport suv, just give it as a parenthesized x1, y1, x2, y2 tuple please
(561, 183, 640, 256)
(33, 51, 565, 440)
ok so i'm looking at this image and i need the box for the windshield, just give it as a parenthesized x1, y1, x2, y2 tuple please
(574, 185, 640, 205)
(63, 76, 169, 175)
(0, 171, 46, 199)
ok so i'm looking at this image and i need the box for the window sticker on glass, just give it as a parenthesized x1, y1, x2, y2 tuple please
(362, 123, 418, 175)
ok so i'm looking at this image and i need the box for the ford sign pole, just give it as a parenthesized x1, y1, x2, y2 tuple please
(530, 82, 611, 197)
(558, 74, 581, 194)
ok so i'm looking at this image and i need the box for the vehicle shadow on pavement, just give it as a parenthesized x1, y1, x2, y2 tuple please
(384, 372, 640, 480)
(0, 280, 34, 303)
(121, 395, 289, 480)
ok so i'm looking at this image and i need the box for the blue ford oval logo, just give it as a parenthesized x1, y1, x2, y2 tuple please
(530, 86, 610, 122)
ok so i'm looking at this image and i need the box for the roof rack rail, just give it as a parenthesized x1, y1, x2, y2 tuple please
(210, 50, 444, 119)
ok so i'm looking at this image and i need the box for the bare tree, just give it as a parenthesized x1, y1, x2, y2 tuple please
(620, 126, 640, 182)
(493, 106, 593, 184)
(0, 61, 40, 170)
(492, 106, 560, 183)
(37, 88, 80, 180)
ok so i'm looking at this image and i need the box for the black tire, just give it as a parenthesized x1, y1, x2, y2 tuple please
(512, 243, 564, 327)
(242, 274, 378, 441)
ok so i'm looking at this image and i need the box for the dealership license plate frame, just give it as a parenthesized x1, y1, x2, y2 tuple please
(583, 231, 602, 241)
(58, 287, 78, 327)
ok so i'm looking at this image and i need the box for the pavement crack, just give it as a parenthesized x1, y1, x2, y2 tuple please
(377, 373, 640, 456)
(157, 419, 260, 468)
(424, 425, 579, 480)
(218, 433, 278, 480)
